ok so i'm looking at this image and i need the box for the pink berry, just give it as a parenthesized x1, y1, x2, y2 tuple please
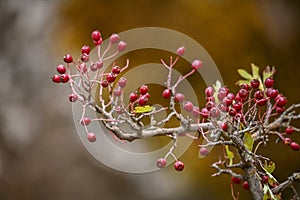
(87, 132, 97, 142)
(138, 96, 148, 106)
(69, 93, 78, 102)
(56, 64, 66, 74)
(176, 46, 185, 56)
(118, 77, 127, 88)
(91, 30, 101, 42)
(52, 74, 61, 83)
(81, 53, 89, 63)
(264, 78, 274, 88)
(231, 177, 241, 184)
(96, 61, 103, 69)
(243, 181, 250, 190)
(106, 73, 116, 83)
(79, 63, 87, 73)
(90, 64, 98, 72)
(60, 74, 69, 83)
(219, 104, 229, 112)
(156, 158, 167, 168)
(251, 79, 260, 89)
(112, 66, 121, 74)
(206, 101, 215, 111)
(110, 33, 120, 43)
(192, 106, 200, 117)
(283, 138, 292, 146)
(63, 54, 73, 63)
(101, 80, 109, 88)
(205, 86, 214, 97)
(81, 45, 90, 55)
(183, 101, 193, 112)
(175, 93, 185, 102)
(200, 108, 210, 119)
(276, 97, 287, 107)
(218, 90, 227, 101)
(191, 59, 202, 70)
(285, 127, 294, 135)
(139, 85, 148, 95)
(210, 107, 220, 118)
(113, 88, 122, 97)
(80, 117, 91, 126)
(227, 93, 235, 100)
(290, 142, 299, 151)
(199, 147, 209, 157)
(162, 89, 171, 98)
(129, 93, 138, 102)
(174, 161, 184, 171)
(117, 41, 127, 51)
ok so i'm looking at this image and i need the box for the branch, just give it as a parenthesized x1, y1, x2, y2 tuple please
(272, 172, 300, 194)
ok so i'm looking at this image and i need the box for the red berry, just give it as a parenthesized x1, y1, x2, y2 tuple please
(91, 30, 101, 42)
(138, 96, 148, 106)
(233, 102, 243, 112)
(80, 117, 91, 126)
(63, 54, 73, 63)
(235, 94, 243, 102)
(192, 106, 200, 117)
(93, 38, 103, 46)
(117, 41, 127, 51)
(96, 61, 103, 69)
(219, 104, 229, 112)
(106, 73, 116, 83)
(210, 107, 220, 118)
(276, 106, 285, 114)
(129, 93, 138, 102)
(90, 64, 98, 72)
(238, 89, 248, 98)
(199, 147, 209, 157)
(276, 97, 287, 107)
(79, 63, 87, 73)
(251, 79, 260, 89)
(139, 85, 148, 95)
(69, 93, 78, 102)
(222, 97, 233, 106)
(243, 181, 250, 190)
(283, 138, 292, 146)
(56, 64, 66, 74)
(162, 89, 171, 98)
(220, 122, 228, 132)
(183, 101, 193, 112)
(254, 90, 264, 100)
(176, 46, 185, 56)
(101, 80, 109, 88)
(201, 108, 210, 119)
(60, 74, 69, 83)
(87, 132, 97, 142)
(113, 88, 122, 97)
(227, 93, 235, 100)
(81, 53, 89, 63)
(240, 84, 250, 90)
(262, 176, 268, 184)
(270, 89, 279, 99)
(52, 74, 61, 83)
(175, 93, 185, 102)
(110, 33, 119, 43)
(112, 66, 121, 74)
(192, 59, 202, 70)
(229, 108, 237, 116)
(290, 142, 299, 151)
(256, 98, 267, 107)
(144, 93, 150, 99)
(156, 158, 167, 168)
(264, 78, 274, 88)
(118, 77, 127, 88)
(205, 86, 214, 97)
(81, 45, 90, 55)
(231, 176, 241, 184)
(174, 161, 184, 171)
(285, 127, 294, 135)
(218, 90, 227, 101)
(206, 101, 215, 111)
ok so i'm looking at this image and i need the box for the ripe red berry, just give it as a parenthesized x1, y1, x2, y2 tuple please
(205, 86, 214, 97)
(199, 147, 209, 157)
(117, 41, 127, 51)
(243, 181, 250, 190)
(69, 93, 78, 102)
(238, 88, 248, 98)
(283, 138, 292, 146)
(201, 108, 210, 119)
(81, 53, 89, 63)
(63, 54, 73, 63)
(218, 90, 227, 101)
(80, 117, 91, 126)
(276, 97, 287, 107)
(222, 97, 233, 106)
(175, 93, 185, 102)
(269, 89, 278, 99)
(139, 85, 148, 95)
(156, 158, 167, 168)
(60, 74, 69, 83)
(192, 59, 202, 70)
(233, 102, 243, 112)
(162, 89, 171, 98)
(251, 79, 260, 89)
(256, 98, 267, 107)
(290, 142, 299, 151)
(176, 46, 185, 56)
(112, 66, 121, 74)
(231, 176, 241, 184)
(87, 132, 97, 142)
(110, 33, 119, 43)
(183, 101, 193, 112)
(101, 80, 109, 88)
(138, 96, 148, 106)
(91, 30, 101, 42)
(118, 77, 127, 88)
(264, 78, 274, 88)
(254, 90, 264, 100)
(220, 122, 228, 132)
(210, 107, 220, 118)
(235, 94, 243, 102)
(240, 83, 250, 90)
(174, 161, 184, 171)
(129, 93, 138, 102)
(52, 74, 61, 83)
(276, 106, 285, 114)
(285, 127, 294, 135)
(219, 104, 229, 112)
(262, 176, 268, 184)
(106, 73, 116, 83)
(227, 93, 235, 100)
(81, 45, 91, 55)
(229, 108, 237, 116)
(56, 64, 66, 74)
(206, 101, 215, 111)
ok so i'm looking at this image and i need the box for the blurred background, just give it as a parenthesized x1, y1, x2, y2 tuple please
(1, 0, 300, 199)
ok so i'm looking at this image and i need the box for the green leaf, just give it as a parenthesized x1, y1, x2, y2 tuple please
(225, 145, 234, 166)
(237, 69, 253, 80)
(263, 161, 276, 174)
(235, 79, 250, 86)
(243, 132, 254, 151)
(134, 105, 154, 113)
(251, 64, 260, 79)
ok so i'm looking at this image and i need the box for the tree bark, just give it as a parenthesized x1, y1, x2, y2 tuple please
(245, 165, 263, 200)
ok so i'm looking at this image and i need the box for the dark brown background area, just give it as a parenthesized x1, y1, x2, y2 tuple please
(1, 0, 300, 199)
